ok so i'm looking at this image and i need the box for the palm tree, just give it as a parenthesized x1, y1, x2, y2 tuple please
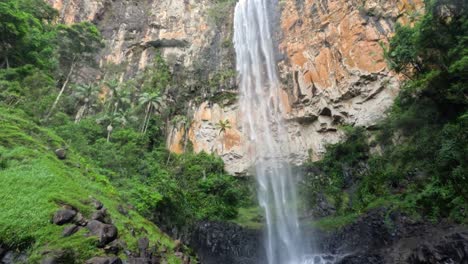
(98, 109, 136, 142)
(104, 79, 131, 114)
(138, 91, 162, 134)
(216, 119, 232, 153)
(73, 83, 100, 123)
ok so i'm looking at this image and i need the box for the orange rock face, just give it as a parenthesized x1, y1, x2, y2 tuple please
(279, 0, 422, 93)
(166, 0, 425, 175)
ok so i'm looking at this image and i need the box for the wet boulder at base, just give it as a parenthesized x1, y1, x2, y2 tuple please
(86, 220, 118, 247)
(52, 209, 77, 225)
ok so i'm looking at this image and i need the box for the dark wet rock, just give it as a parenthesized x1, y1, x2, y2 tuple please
(86, 220, 118, 247)
(1, 249, 27, 264)
(192, 208, 468, 264)
(53, 209, 77, 225)
(137, 237, 149, 257)
(142, 38, 189, 48)
(407, 231, 468, 263)
(127, 253, 161, 264)
(91, 208, 111, 224)
(54, 148, 66, 160)
(314, 208, 468, 264)
(337, 255, 383, 264)
(40, 249, 74, 264)
(62, 224, 81, 237)
(117, 204, 129, 216)
(104, 239, 126, 255)
(92, 199, 104, 210)
(190, 221, 264, 264)
(73, 212, 87, 226)
(40, 256, 58, 264)
(85, 256, 122, 264)
(0, 244, 7, 259)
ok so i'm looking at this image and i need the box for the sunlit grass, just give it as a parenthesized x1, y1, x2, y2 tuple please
(0, 107, 177, 263)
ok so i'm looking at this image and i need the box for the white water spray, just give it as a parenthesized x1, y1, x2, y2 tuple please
(233, 0, 308, 263)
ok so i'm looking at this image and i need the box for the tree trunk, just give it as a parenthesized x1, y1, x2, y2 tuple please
(107, 124, 112, 143)
(46, 60, 76, 119)
(74, 101, 87, 123)
(143, 104, 152, 134)
(141, 104, 150, 133)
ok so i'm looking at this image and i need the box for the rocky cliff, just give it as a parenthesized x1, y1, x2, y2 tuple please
(48, 0, 235, 87)
(191, 209, 468, 264)
(168, 0, 423, 175)
(49, 0, 423, 175)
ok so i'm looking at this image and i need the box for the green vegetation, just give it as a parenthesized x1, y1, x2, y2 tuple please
(0, 0, 249, 262)
(207, 0, 237, 26)
(302, 0, 467, 226)
(0, 107, 177, 263)
(231, 206, 264, 229)
(309, 213, 359, 231)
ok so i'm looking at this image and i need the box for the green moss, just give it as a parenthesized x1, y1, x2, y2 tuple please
(231, 206, 263, 229)
(0, 106, 178, 263)
(209, 91, 238, 106)
(308, 213, 359, 231)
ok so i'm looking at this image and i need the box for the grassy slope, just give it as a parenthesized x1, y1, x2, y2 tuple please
(0, 107, 179, 263)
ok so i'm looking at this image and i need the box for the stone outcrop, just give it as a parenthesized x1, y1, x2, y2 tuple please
(47, 0, 234, 81)
(48, 0, 423, 175)
(169, 0, 424, 175)
(191, 221, 264, 264)
(191, 209, 468, 264)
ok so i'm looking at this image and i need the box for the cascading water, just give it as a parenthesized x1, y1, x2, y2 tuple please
(233, 0, 308, 263)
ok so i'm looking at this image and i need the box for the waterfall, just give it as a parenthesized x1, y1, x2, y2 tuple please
(233, 0, 306, 263)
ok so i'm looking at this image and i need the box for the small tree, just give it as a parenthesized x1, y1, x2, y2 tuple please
(46, 22, 103, 119)
(99, 109, 135, 142)
(73, 83, 100, 123)
(0, 1, 56, 70)
(216, 119, 232, 153)
(138, 91, 162, 134)
(104, 79, 133, 115)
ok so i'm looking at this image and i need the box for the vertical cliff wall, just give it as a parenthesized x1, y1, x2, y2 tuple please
(49, 0, 423, 175)
(168, 0, 423, 175)
(48, 0, 235, 85)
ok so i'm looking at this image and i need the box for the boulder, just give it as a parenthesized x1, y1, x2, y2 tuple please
(104, 239, 126, 255)
(40, 250, 74, 264)
(53, 209, 77, 225)
(73, 212, 88, 226)
(86, 220, 118, 247)
(54, 149, 66, 160)
(85, 256, 122, 264)
(91, 209, 111, 224)
(407, 232, 468, 263)
(0, 244, 7, 259)
(92, 199, 104, 210)
(62, 225, 81, 237)
(137, 237, 149, 256)
(41, 256, 58, 264)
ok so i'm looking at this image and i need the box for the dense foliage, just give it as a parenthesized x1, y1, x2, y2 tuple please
(0, 0, 247, 253)
(0, 107, 180, 263)
(56, 118, 247, 232)
(302, 0, 467, 224)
